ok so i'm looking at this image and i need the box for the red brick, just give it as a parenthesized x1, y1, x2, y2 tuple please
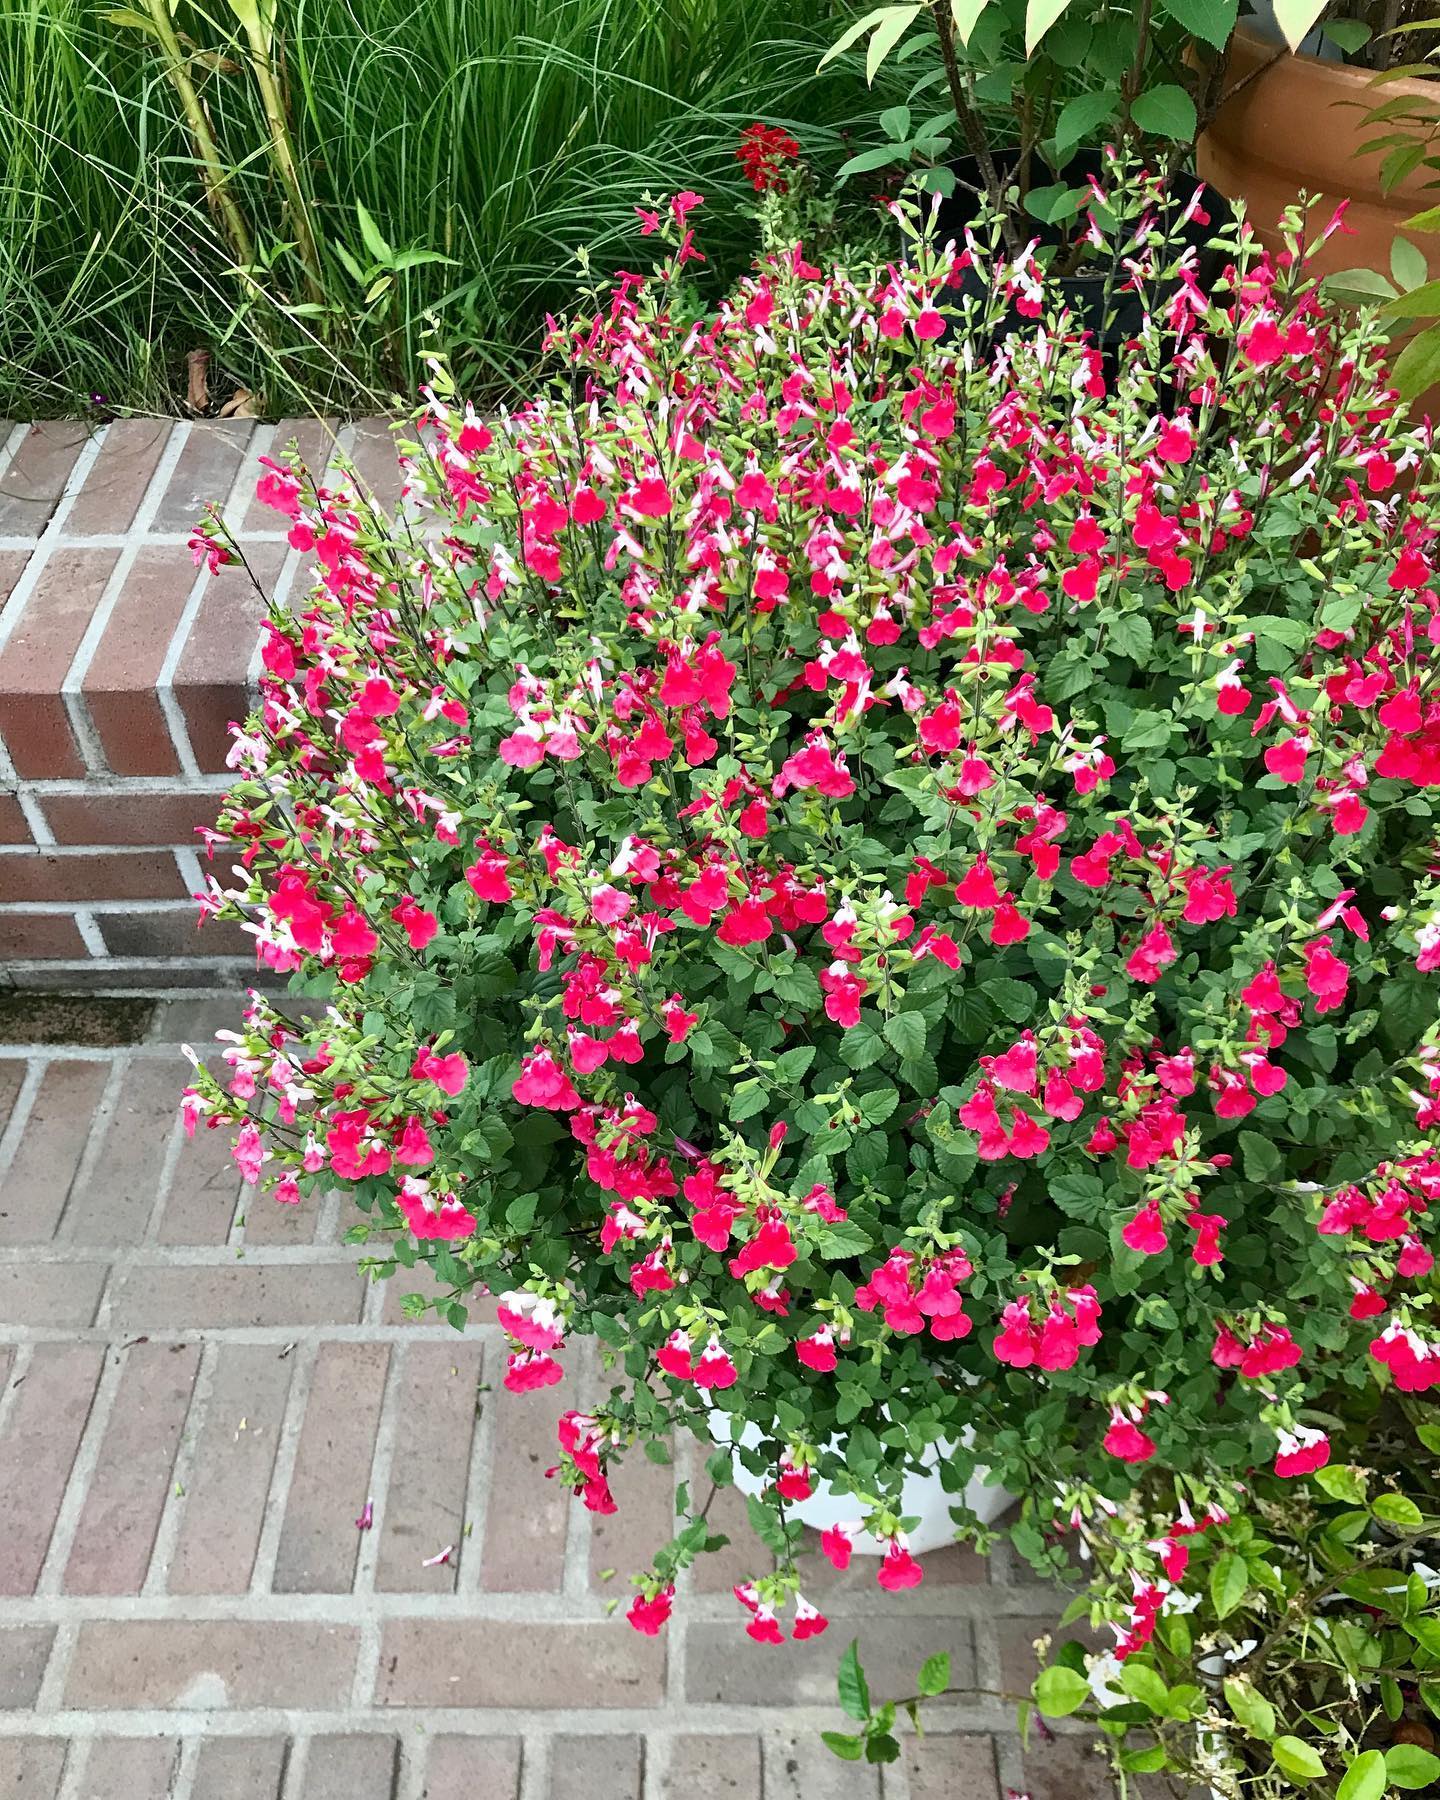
(0, 1343, 105, 1594)
(1017, 1733, 1119, 1800)
(376, 1620, 665, 1708)
(0, 1626, 56, 1709)
(60, 1056, 179, 1246)
(83, 546, 195, 775)
(0, 1059, 107, 1244)
(0, 849, 186, 902)
(191, 1736, 289, 1800)
(95, 907, 252, 960)
(0, 1738, 68, 1797)
(0, 1060, 21, 1132)
(150, 420, 254, 533)
(589, 1437, 674, 1591)
(239, 1174, 322, 1245)
(0, 545, 119, 775)
(0, 1262, 108, 1328)
(241, 418, 341, 532)
(65, 1341, 201, 1595)
(0, 420, 90, 535)
(39, 788, 223, 847)
(994, 1606, 1101, 1694)
(108, 1264, 365, 1330)
(63, 1620, 358, 1708)
(480, 1380, 570, 1592)
(0, 791, 30, 843)
(72, 419, 172, 535)
(156, 1103, 242, 1245)
(904, 1736, 1002, 1800)
(0, 910, 89, 959)
(685, 1617, 973, 1709)
(174, 537, 287, 771)
(168, 1343, 293, 1595)
(381, 1259, 498, 1325)
(422, 1737, 522, 1799)
(765, 1733, 879, 1800)
(298, 1734, 399, 1800)
(549, 1736, 641, 1800)
(0, 547, 32, 612)
(346, 418, 406, 510)
(74, 1737, 181, 1800)
(376, 1342, 482, 1593)
(661, 1737, 761, 1799)
(274, 1342, 389, 1593)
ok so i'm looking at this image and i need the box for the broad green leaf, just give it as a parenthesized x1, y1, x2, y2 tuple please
(1373, 1492, 1424, 1527)
(1034, 1664, 1090, 1717)
(1271, 0, 1328, 49)
(1210, 1551, 1248, 1620)
(1321, 17, 1370, 50)
(1157, 0, 1237, 48)
(823, 1731, 865, 1761)
(1379, 277, 1440, 319)
(1392, 323, 1440, 400)
(1053, 89, 1121, 161)
(1416, 1423, 1440, 1454)
(868, 4, 923, 82)
(838, 1640, 871, 1720)
(1406, 1616, 1440, 1654)
(1392, 235, 1431, 291)
(1130, 84, 1198, 142)
(1224, 1675, 1276, 1739)
(951, 0, 988, 43)
(1120, 1661, 1169, 1712)
(356, 201, 392, 264)
(857, 1084, 900, 1124)
(1388, 1744, 1440, 1789)
(819, 5, 905, 69)
(1239, 1130, 1282, 1183)
(1025, 0, 1073, 57)
(1108, 611, 1154, 663)
(883, 1011, 928, 1060)
(879, 104, 912, 142)
(1313, 1464, 1367, 1504)
(1403, 205, 1440, 234)
(1324, 266, 1400, 303)
(917, 1651, 951, 1696)
(1336, 1750, 1387, 1800)
(1272, 1736, 1327, 1782)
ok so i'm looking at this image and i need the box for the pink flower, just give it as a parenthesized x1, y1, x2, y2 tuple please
(796, 1325, 837, 1371)
(1102, 1410, 1156, 1463)
(1121, 1201, 1168, 1256)
(627, 1584, 674, 1634)
(504, 1349, 564, 1393)
(1274, 1425, 1329, 1477)
(820, 1523, 856, 1570)
(877, 1539, 924, 1590)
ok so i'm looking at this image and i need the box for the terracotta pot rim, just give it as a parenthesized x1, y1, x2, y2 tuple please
(1228, 18, 1438, 105)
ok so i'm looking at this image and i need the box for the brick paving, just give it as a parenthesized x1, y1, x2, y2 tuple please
(0, 1003, 1125, 1799)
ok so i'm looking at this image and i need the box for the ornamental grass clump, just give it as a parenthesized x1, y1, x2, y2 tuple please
(187, 161, 1440, 1650)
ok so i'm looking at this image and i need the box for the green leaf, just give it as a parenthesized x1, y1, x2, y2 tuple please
(950, 0, 988, 44)
(1120, 1661, 1169, 1713)
(1336, 1750, 1387, 1800)
(1130, 83, 1197, 142)
(1272, 1736, 1327, 1782)
(1388, 1744, 1440, 1789)
(1054, 90, 1120, 161)
(864, 1734, 901, 1764)
(1321, 16, 1370, 50)
(879, 104, 912, 141)
(840, 1023, 889, 1068)
(1122, 709, 1174, 751)
(1224, 1675, 1277, 1740)
(986, 977, 1035, 1023)
(1313, 1465, 1368, 1505)
(1034, 1665, 1090, 1717)
(1406, 1616, 1440, 1655)
(1417, 1423, 1440, 1454)
(1373, 1492, 1424, 1527)
(1157, 0, 1237, 49)
(869, 4, 923, 81)
(1210, 1551, 1249, 1621)
(820, 4, 905, 67)
(1403, 205, 1440, 234)
(883, 1011, 928, 1060)
(838, 1640, 871, 1721)
(1271, 0, 1328, 49)
(1025, 0, 1073, 56)
(822, 1732, 865, 1761)
(355, 201, 392, 264)
(857, 1084, 900, 1125)
(1393, 235, 1431, 291)
(1393, 324, 1440, 401)
(1323, 266, 1400, 304)
(1107, 611, 1154, 663)
(917, 1651, 951, 1696)
(816, 1221, 875, 1259)
(1380, 277, 1440, 319)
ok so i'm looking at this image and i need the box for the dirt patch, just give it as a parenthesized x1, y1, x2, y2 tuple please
(0, 992, 155, 1046)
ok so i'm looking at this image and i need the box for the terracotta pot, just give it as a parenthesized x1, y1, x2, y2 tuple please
(1197, 22, 1440, 280)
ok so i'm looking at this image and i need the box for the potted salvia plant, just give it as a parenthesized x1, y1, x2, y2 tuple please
(185, 154, 1440, 1659)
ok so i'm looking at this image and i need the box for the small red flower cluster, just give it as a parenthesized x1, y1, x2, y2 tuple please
(736, 121, 801, 193)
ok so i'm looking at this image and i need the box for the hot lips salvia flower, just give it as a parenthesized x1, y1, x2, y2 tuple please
(184, 160, 1440, 1650)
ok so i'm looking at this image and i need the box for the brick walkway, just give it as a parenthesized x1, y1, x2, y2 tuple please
(0, 1000, 1119, 1800)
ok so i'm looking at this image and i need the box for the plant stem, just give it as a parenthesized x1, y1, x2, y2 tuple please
(139, 0, 256, 273)
(236, 10, 326, 307)
(932, 0, 1019, 253)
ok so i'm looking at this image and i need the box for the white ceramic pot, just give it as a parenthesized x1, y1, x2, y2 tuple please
(709, 1413, 1014, 1555)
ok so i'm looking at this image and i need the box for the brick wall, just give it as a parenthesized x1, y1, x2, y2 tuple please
(0, 418, 401, 991)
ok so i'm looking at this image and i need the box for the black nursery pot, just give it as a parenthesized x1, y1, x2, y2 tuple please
(932, 147, 1235, 358)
